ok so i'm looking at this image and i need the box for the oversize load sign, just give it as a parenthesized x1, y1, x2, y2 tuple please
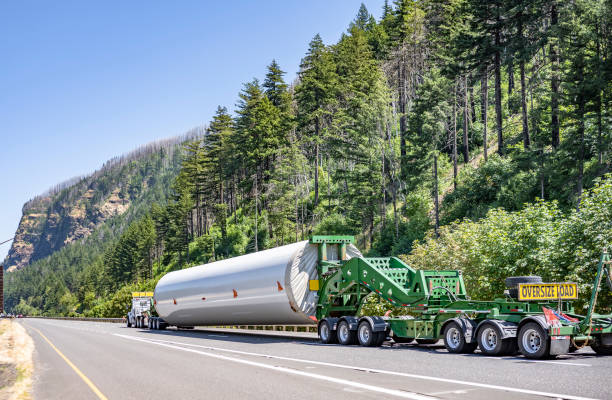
(518, 283, 578, 301)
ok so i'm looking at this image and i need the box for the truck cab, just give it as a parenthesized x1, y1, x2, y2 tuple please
(127, 291, 153, 328)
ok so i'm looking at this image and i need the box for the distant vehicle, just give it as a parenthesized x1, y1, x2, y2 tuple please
(17, 314, 23, 318)
(126, 292, 167, 329)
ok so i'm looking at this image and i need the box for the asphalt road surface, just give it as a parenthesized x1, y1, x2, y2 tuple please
(20, 318, 612, 400)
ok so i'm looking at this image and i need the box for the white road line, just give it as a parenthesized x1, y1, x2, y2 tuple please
(114, 334, 434, 400)
(115, 333, 596, 400)
(429, 389, 475, 396)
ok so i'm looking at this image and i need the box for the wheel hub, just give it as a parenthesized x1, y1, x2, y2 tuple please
(320, 323, 329, 341)
(339, 324, 349, 342)
(446, 327, 461, 349)
(522, 328, 542, 353)
(481, 327, 498, 351)
(359, 325, 370, 343)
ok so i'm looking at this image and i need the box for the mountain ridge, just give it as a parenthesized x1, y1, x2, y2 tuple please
(4, 127, 204, 271)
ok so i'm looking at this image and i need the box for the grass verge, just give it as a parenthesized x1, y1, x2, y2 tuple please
(0, 320, 33, 400)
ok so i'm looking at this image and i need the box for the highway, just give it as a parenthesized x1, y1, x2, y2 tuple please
(20, 318, 611, 400)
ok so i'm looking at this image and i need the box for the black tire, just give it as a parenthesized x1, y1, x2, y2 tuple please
(357, 321, 377, 347)
(443, 321, 477, 353)
(415, 339, 439, 345)
(502, 338, 519, 355)
(505, 276, 542, 298)
(318, 320, 337, 344)
(590, 338, 612, 355)
(126, 318, 132, 328)
(374, 332, 387, 346)
(392, 336, 414, 344)
(154, 318, 159, 330)
(505, 276, 543, 288)
(477, 322, 509, 356)
(518, 322, 550, 359)
(337, 320, 357, 345)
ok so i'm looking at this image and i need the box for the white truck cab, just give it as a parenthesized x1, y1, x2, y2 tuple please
(127, 291, 153, 328)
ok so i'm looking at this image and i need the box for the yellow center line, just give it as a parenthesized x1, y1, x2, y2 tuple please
(27, 324, 109, 400)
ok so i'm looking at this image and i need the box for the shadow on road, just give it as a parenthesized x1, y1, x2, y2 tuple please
(126, 326, 312, 345)
(123, 325, 601, 364)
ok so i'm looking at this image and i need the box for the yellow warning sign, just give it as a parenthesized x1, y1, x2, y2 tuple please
(132, 292, 154, 297)
(518, 283, 578, 301)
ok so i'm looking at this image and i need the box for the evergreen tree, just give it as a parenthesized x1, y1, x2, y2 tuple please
(296, 34, 339, 209)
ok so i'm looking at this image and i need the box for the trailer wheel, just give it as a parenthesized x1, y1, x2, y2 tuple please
(126, 318, 132, 328)
(154, 318, 159, 330)
(318, 320, 337, 344)
(590, 338, 612, 355)
(518, 322, 550, 359)
(503, 338, 519, 355)
(357, 321, 377, 347)
(444, 322, 476, 353)
(415, 339, 439, 345)
(337, 320, 357, 345)
(374, 332, 387, 346)
(477, 323, 508, 356)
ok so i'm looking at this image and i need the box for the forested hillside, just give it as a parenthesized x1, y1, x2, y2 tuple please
(3, 131, 202, 312)
(5, 0, 611, 316)
(4, 133, 199, 271)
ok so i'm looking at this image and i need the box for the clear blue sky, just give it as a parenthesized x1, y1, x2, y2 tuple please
(0, 1, 384, 262)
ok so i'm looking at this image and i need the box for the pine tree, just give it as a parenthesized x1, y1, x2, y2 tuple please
(296, 35, 339, 209)
(408, 68, 451, 236)
(388, 0, 428, 178)
(351, 3, 371, 31)
(263, 60, 289, 109)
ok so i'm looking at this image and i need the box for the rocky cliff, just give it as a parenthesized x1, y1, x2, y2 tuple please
(4, 129, 203, 271)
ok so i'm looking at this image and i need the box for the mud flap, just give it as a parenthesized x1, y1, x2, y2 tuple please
(359, 316, 389, 332)
(550, 336, 570, 355)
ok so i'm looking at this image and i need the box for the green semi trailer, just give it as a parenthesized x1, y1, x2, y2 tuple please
(311, 235, 612, 359)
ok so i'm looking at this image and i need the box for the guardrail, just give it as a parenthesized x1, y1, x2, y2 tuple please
(26, 316, 123, 323)
(25, 316, 318, 332)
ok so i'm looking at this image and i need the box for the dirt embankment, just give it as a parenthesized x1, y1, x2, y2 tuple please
(0, 320, 33, 400)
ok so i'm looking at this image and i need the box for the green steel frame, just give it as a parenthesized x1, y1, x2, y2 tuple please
(310, 235, 612, 344)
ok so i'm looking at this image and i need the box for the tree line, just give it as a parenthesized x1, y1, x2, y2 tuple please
(6, 0, 611, 316)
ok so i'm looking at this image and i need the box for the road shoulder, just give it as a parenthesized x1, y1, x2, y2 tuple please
(0, 319, 33, 400)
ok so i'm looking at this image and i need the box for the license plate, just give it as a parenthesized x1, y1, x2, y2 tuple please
(518, 283, 578, 301)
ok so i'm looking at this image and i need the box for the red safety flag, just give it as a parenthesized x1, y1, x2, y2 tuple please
(542, 307, 560, 326)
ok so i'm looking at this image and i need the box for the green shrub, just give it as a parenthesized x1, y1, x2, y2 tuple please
(405, 174, 612, 309)
(314, 213, 360, 236)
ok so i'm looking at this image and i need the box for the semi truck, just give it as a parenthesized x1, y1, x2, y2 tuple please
(126, 291, 154, 329)
(135, 235, 612, 359)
